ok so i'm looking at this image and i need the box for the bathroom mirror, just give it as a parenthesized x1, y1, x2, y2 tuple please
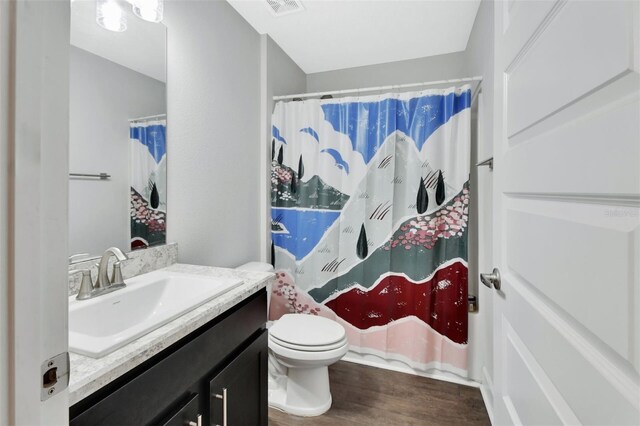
(69, 0, 167, 260)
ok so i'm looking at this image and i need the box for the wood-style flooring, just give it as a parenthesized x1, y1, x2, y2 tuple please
(269, 361, 490, 426)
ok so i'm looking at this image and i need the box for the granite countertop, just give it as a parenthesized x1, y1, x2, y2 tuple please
(68, 263, 274, 406)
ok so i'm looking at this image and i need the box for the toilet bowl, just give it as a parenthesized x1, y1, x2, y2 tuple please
(268, 314, 348, 416)
(235, 262, 348, 417)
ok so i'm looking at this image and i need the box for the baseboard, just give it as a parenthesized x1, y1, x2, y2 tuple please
(480, 367, 495, 425)
(341, 351, 481, 388)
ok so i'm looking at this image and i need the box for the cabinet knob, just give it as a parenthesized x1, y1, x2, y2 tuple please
(187, 414, 202, 426)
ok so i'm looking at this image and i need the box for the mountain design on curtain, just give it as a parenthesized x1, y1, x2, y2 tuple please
(130, 120, 167, 250)
(270, 87, 471, 377)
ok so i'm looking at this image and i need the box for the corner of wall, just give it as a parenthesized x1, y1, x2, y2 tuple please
(259, 34, 269, 263)
(460, 0, 496, 397)
(0, 1, 11, 423)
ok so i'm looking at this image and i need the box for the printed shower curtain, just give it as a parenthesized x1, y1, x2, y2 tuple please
(130, 119, 167, 250)
(270, 87, 471, 376)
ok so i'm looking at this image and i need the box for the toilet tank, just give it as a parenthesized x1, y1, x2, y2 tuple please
(236, 261, 274, 272)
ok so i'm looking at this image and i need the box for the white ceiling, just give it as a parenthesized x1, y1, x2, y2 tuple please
(227, 0, 481, 74)
(71, 0, 166, 82)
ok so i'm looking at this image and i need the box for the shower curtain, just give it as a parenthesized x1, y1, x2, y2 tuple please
(269, 86, 471, 377)
(130, 118, 167, 250)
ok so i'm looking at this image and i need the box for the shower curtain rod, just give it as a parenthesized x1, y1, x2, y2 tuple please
(128, 113, 167, 123)
(272, 76, 483, 101)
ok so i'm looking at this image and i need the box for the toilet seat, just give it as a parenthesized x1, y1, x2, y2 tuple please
(269, 334, 348, 352)
(269, 335, 349, 363)
(269, 314, 346, 347)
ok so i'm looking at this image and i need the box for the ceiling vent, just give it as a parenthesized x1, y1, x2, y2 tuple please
(264, 0, 304, 17)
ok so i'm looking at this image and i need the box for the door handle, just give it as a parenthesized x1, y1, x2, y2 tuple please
(213, 388, 228, 426)
(480, 268, 501, 290)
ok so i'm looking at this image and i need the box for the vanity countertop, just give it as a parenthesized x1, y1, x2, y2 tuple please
(68, 263, 274, 406)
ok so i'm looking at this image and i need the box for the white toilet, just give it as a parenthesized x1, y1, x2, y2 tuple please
(236, 262, 349, 417)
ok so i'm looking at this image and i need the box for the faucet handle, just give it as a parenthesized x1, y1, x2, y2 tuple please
(110, 261, 126, 287)
(69, 269, 94, 300)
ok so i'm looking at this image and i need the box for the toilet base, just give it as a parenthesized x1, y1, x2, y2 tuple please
(268, 365, 333, 417)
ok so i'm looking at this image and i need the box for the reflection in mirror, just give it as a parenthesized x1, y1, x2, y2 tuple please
(69, 0, 167, 259)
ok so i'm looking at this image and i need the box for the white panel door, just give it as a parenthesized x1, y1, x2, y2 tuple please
(5, 1, 70, 424)
(490, 0, 640, 424)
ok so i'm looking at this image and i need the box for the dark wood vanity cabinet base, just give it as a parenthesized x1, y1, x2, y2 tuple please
(70, 290, 268, 426)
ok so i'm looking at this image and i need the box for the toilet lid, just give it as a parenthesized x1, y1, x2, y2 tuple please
(269, 314, 346, 347)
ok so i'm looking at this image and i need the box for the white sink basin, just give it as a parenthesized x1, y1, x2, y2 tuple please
(69, 269, 244, 358)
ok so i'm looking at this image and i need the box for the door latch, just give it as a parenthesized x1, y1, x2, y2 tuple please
(41, 352, 69, 401)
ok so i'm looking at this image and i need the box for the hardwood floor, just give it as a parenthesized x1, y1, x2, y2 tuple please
(268, 361, 490, 426)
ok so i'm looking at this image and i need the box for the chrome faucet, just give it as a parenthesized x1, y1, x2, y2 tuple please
(95, 247, 128, 290)
(70, 247, 129, 300)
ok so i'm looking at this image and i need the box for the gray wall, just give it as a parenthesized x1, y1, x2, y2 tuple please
(463, 0, 495, 386)
(465, 0, 495, 295)
(69, 46, 166, 256)
(306, 51, 468, 92)
(260, 36, 306, 260)
(267, 35, 306, 117)
(0, 2, 9, 421)
(165, 0, 261, 267)
(265, 36, 307, 100)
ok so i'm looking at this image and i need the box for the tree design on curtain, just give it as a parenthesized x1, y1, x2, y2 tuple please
(277, 146, 284, 165)
(356, 224, 368, 260)
(436, 170, 446, 205)
(298, 155, 305, 179)
(416, 176, 429, 214)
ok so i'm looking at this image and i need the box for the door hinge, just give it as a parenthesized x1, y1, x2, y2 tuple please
(40, 352, 70, 401)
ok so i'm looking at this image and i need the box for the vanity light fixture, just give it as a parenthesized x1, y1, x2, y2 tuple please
(96, 0, 127, 32)
(132, 0, 164, 23)
(96, 0, 164, 33)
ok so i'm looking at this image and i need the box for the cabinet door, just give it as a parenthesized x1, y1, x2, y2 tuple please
(209, 331, 268, 426)
(157, 393, 202, 426)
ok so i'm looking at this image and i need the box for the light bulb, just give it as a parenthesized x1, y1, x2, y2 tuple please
(132, 0, 163, 23)
(96, 0, 127, 32)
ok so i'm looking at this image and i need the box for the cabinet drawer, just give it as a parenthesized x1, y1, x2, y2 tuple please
(71, 290, 267, 425)
(209, 331, 268, 426)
